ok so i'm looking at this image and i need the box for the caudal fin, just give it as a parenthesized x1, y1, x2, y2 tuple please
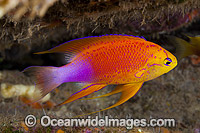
(168, 36, 194, 60)
(23, 66, 63, 103)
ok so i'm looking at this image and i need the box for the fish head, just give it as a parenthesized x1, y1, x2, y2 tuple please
(144, 47, 178, 81)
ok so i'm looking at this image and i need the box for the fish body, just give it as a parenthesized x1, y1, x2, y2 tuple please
(24, 35, 177, 115)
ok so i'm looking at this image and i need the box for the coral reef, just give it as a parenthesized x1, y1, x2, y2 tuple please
(0, 0, 58, 19)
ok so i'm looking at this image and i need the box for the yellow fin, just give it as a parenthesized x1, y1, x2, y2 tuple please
(168, 36, 194, 60)
(55, 84, 106, 107)
(184, 35, 200, 47)
(81, 85, 125, 100)
(75, 82, 144, 117)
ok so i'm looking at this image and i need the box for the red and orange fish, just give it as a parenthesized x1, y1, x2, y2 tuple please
(24, 35, 177, 115)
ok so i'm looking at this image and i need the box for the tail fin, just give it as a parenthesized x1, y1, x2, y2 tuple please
(168, 36, 194, 60)
(184, 35, 200, 48)
(23, 66, 63, 103)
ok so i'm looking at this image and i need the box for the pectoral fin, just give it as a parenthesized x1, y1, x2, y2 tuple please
(55, 84, 106, 107)
(75, 82, 144, 117)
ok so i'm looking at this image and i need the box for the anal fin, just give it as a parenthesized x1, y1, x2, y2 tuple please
(75, 82, 144, 117)
(81, 84, 125, 100)
(55, 84, 106, 107)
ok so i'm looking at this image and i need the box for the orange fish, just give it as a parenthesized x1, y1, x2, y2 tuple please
(20, 97, 55, 109)
(23, 35, 177, 115)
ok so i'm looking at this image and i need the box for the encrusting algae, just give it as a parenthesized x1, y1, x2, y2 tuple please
(23, 34, 177, 116)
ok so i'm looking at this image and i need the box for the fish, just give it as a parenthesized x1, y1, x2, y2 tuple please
(168, 35, 200, 60)
(20, 97, 55, 109)
(23, 35, 177, 116)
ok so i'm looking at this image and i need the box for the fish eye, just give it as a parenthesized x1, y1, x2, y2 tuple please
(164, 58, 172, 66)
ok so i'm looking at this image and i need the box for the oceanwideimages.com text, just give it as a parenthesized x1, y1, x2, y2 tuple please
(25, 115, 176, 129)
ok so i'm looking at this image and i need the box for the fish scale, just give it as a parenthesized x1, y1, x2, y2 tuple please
(78, 42, 148, 83)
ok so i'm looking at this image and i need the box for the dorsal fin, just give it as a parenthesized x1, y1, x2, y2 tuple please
(34, 35, 146, 55)
(35, 35, 146, 63)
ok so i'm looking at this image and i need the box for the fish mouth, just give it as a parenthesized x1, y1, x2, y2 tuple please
(170, 60, 178, 68)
